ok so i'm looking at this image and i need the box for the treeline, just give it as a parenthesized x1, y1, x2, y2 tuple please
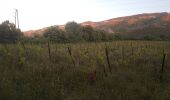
(25, 21, 117, 43)
(24, 20, 170, 43)
(0, 20, 170, 44)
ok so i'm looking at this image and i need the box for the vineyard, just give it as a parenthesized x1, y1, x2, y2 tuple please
(0, 41, 170, 100)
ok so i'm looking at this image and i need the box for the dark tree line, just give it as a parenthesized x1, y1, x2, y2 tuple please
(32, 21, 170, 43)
(42, 21, 115, 43)
(0, 20, 169, 44)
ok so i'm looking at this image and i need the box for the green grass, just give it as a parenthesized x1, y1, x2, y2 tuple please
(0, 41, 170, 100)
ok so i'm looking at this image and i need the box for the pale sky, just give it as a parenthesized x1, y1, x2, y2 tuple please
(1, 0, 170, 31)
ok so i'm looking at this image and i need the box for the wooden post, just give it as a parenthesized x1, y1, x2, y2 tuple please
(105, 44, 112, 73)
(67, 46, 76, 67)
(47, 42, 51, 61)
(160, 53, 166, 82)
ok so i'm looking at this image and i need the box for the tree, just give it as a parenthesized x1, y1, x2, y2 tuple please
(81, 25, 95, 41)
(65, 21, 82, 42)
(97, 30, 108, 41)
(43, 26, 66, 43)
(0, 21, 22, 43)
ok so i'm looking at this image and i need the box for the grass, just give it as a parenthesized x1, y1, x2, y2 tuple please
(0, 41, 170, 100)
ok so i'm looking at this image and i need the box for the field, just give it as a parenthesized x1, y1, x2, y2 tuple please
(0, 41, 170, 100)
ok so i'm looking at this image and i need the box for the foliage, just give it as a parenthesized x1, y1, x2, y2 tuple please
(65, 21, 82, 42)
(28, 21, 170, 43)
(81, 25, 94, 41)
(41, 22, 117, 43)
(0, 20, 22, 43)
(43, 26, 67, 43)
(0, 41, 170, 100)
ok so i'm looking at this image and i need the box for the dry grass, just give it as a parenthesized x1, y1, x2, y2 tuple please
(0, 41, 170, 100)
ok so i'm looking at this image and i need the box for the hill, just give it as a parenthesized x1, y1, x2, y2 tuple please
(24, 12, 170, 38)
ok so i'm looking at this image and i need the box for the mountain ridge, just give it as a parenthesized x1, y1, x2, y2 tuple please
(24, 12, 170, 37)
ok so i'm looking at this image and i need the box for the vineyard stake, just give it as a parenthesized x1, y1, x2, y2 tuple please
(160, 53, 166, 82)
(67, 46, 76, 67)
(47, 42, 51, 61)
(105, 44, 112, 73)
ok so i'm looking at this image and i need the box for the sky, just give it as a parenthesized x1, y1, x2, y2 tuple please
(0, 0, 170, 31)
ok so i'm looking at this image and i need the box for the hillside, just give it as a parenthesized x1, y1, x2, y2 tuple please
(24, 12, 170, 38)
